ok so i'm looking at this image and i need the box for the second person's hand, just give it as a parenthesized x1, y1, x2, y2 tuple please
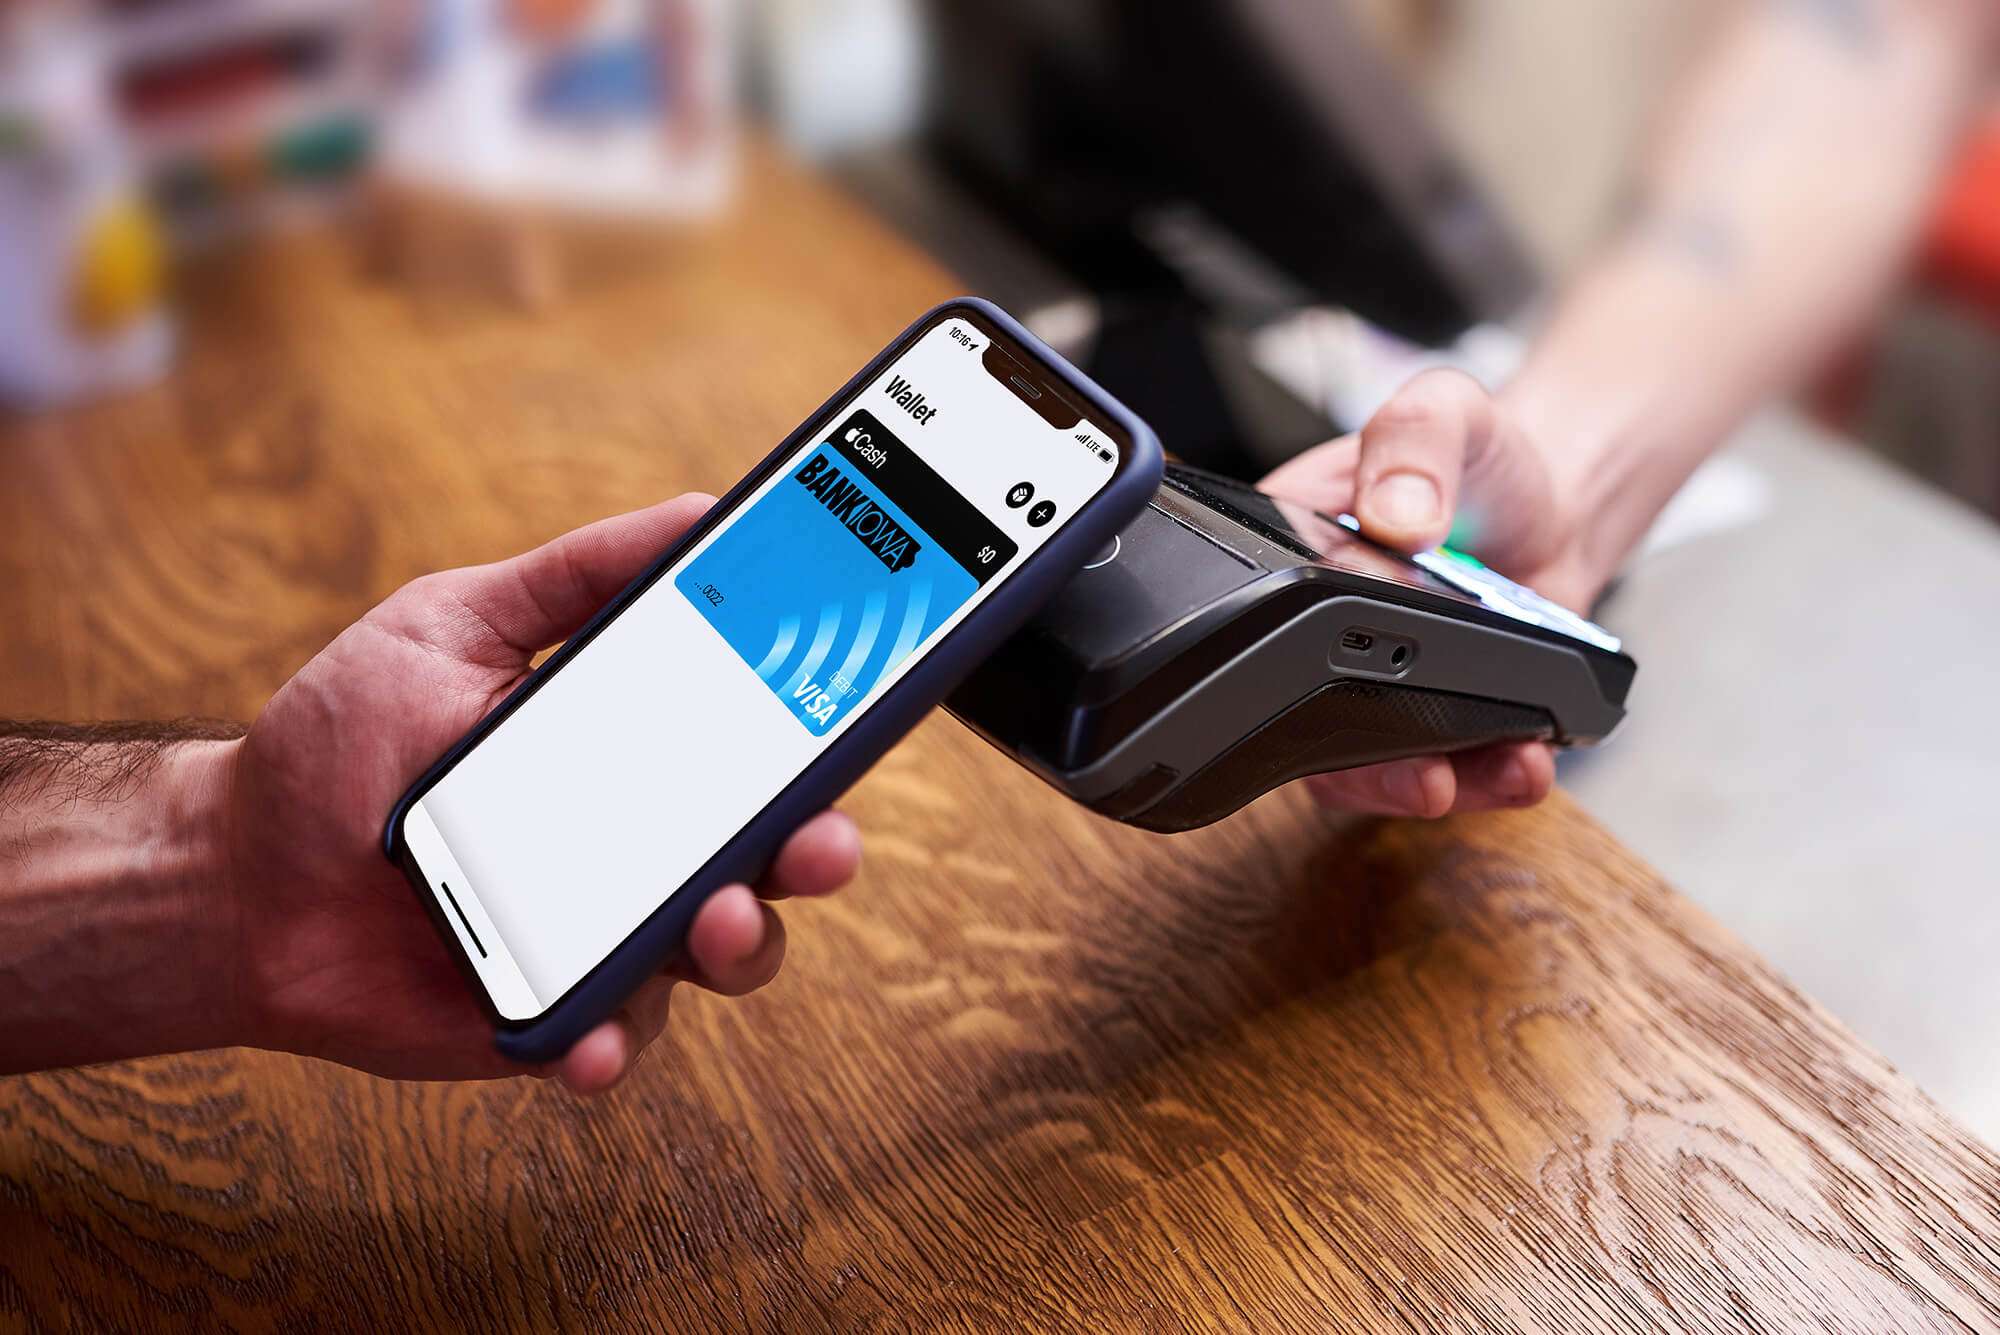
(1259, 368, 1610, 820)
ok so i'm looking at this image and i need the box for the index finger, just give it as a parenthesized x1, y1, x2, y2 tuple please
(1260, 432, 1360, 515)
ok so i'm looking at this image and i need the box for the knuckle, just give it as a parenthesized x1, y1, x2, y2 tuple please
(1367, 370, 1492, 450)
(1302, 773, 1357, 808)
(389, 570, 453, 613)
(1522, 765, 1555, 805)
(1367, 396, 1449, 440)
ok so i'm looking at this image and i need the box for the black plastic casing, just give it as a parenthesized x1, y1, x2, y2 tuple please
(946, 467, 1636, 832)
(383, 298, 1164, 1063)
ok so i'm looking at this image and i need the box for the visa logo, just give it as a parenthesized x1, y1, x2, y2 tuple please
(884, 375, 940, 426)
(793, 677, 840, 726)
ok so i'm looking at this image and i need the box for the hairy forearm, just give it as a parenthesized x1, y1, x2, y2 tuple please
(1506, 0, 1997, 587)
(0, 722, 246, 1073)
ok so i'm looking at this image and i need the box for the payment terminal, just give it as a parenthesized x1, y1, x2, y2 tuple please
(947, 463, 1636, 832)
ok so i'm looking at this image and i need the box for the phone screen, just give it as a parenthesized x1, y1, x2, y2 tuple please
(403, 313, 1124, 1019)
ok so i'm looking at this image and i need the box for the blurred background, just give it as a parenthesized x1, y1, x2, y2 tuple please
(3, 1, 1997, 1133)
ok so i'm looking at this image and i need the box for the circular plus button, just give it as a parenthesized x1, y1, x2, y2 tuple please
(1026, 500, 1057, 528)
(1005, 481, 1035, 509)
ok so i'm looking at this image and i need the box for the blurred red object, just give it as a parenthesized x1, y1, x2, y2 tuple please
(1921, 110, 2000, 321)
(1809, 108, 2000, 429)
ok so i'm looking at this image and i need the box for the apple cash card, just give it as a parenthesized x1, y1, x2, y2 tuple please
(676, 410, 1017, 735)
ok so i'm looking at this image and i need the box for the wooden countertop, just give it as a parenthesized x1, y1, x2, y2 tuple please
(3, 149, 1997, 1332)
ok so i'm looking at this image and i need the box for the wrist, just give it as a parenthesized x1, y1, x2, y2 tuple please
(92, 737, 249, 1057)
(154, 739, 251, 1047)
(0, 735, 248, 1072)
(1494, 380, 1628, 609)
(1495, 255, 1757, 610)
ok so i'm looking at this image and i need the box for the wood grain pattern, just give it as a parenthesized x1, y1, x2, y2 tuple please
(3, 146, 1998, 1333)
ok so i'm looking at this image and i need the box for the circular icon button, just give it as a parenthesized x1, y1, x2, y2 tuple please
(1005, 481, 1035, 509)
(1026, 500, 1057, 528)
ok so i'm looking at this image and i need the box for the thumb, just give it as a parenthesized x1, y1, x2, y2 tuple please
(446, 492, 716, 655)
(1351, 368, 1494, 554)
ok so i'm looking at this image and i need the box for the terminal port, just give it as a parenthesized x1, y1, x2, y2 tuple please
(1334, 627, 1417, 676)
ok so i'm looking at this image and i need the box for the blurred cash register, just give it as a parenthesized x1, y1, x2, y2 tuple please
(839, 0, 1537, 479)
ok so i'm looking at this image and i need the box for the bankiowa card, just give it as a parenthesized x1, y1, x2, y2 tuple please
(676, 411, 1012, 735)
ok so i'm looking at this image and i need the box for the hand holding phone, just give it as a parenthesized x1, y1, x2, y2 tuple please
(216, 495, 858, 1093)
(386, 301, 1163, 1063)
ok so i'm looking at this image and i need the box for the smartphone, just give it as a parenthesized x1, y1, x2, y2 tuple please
(384, 299, 1163, 1062)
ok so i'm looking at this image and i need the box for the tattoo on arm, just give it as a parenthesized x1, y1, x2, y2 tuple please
(1613, 181, 1745, 278)
(0, 719, 245, 806)
(1772, 0, 1881, 52)
(1633, 205, 1742, 277)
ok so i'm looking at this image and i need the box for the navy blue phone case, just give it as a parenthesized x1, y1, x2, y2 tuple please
(383, 298, 1164, 1064)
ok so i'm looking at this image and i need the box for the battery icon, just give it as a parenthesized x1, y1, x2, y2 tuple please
(1096, 447, 1114, 462)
